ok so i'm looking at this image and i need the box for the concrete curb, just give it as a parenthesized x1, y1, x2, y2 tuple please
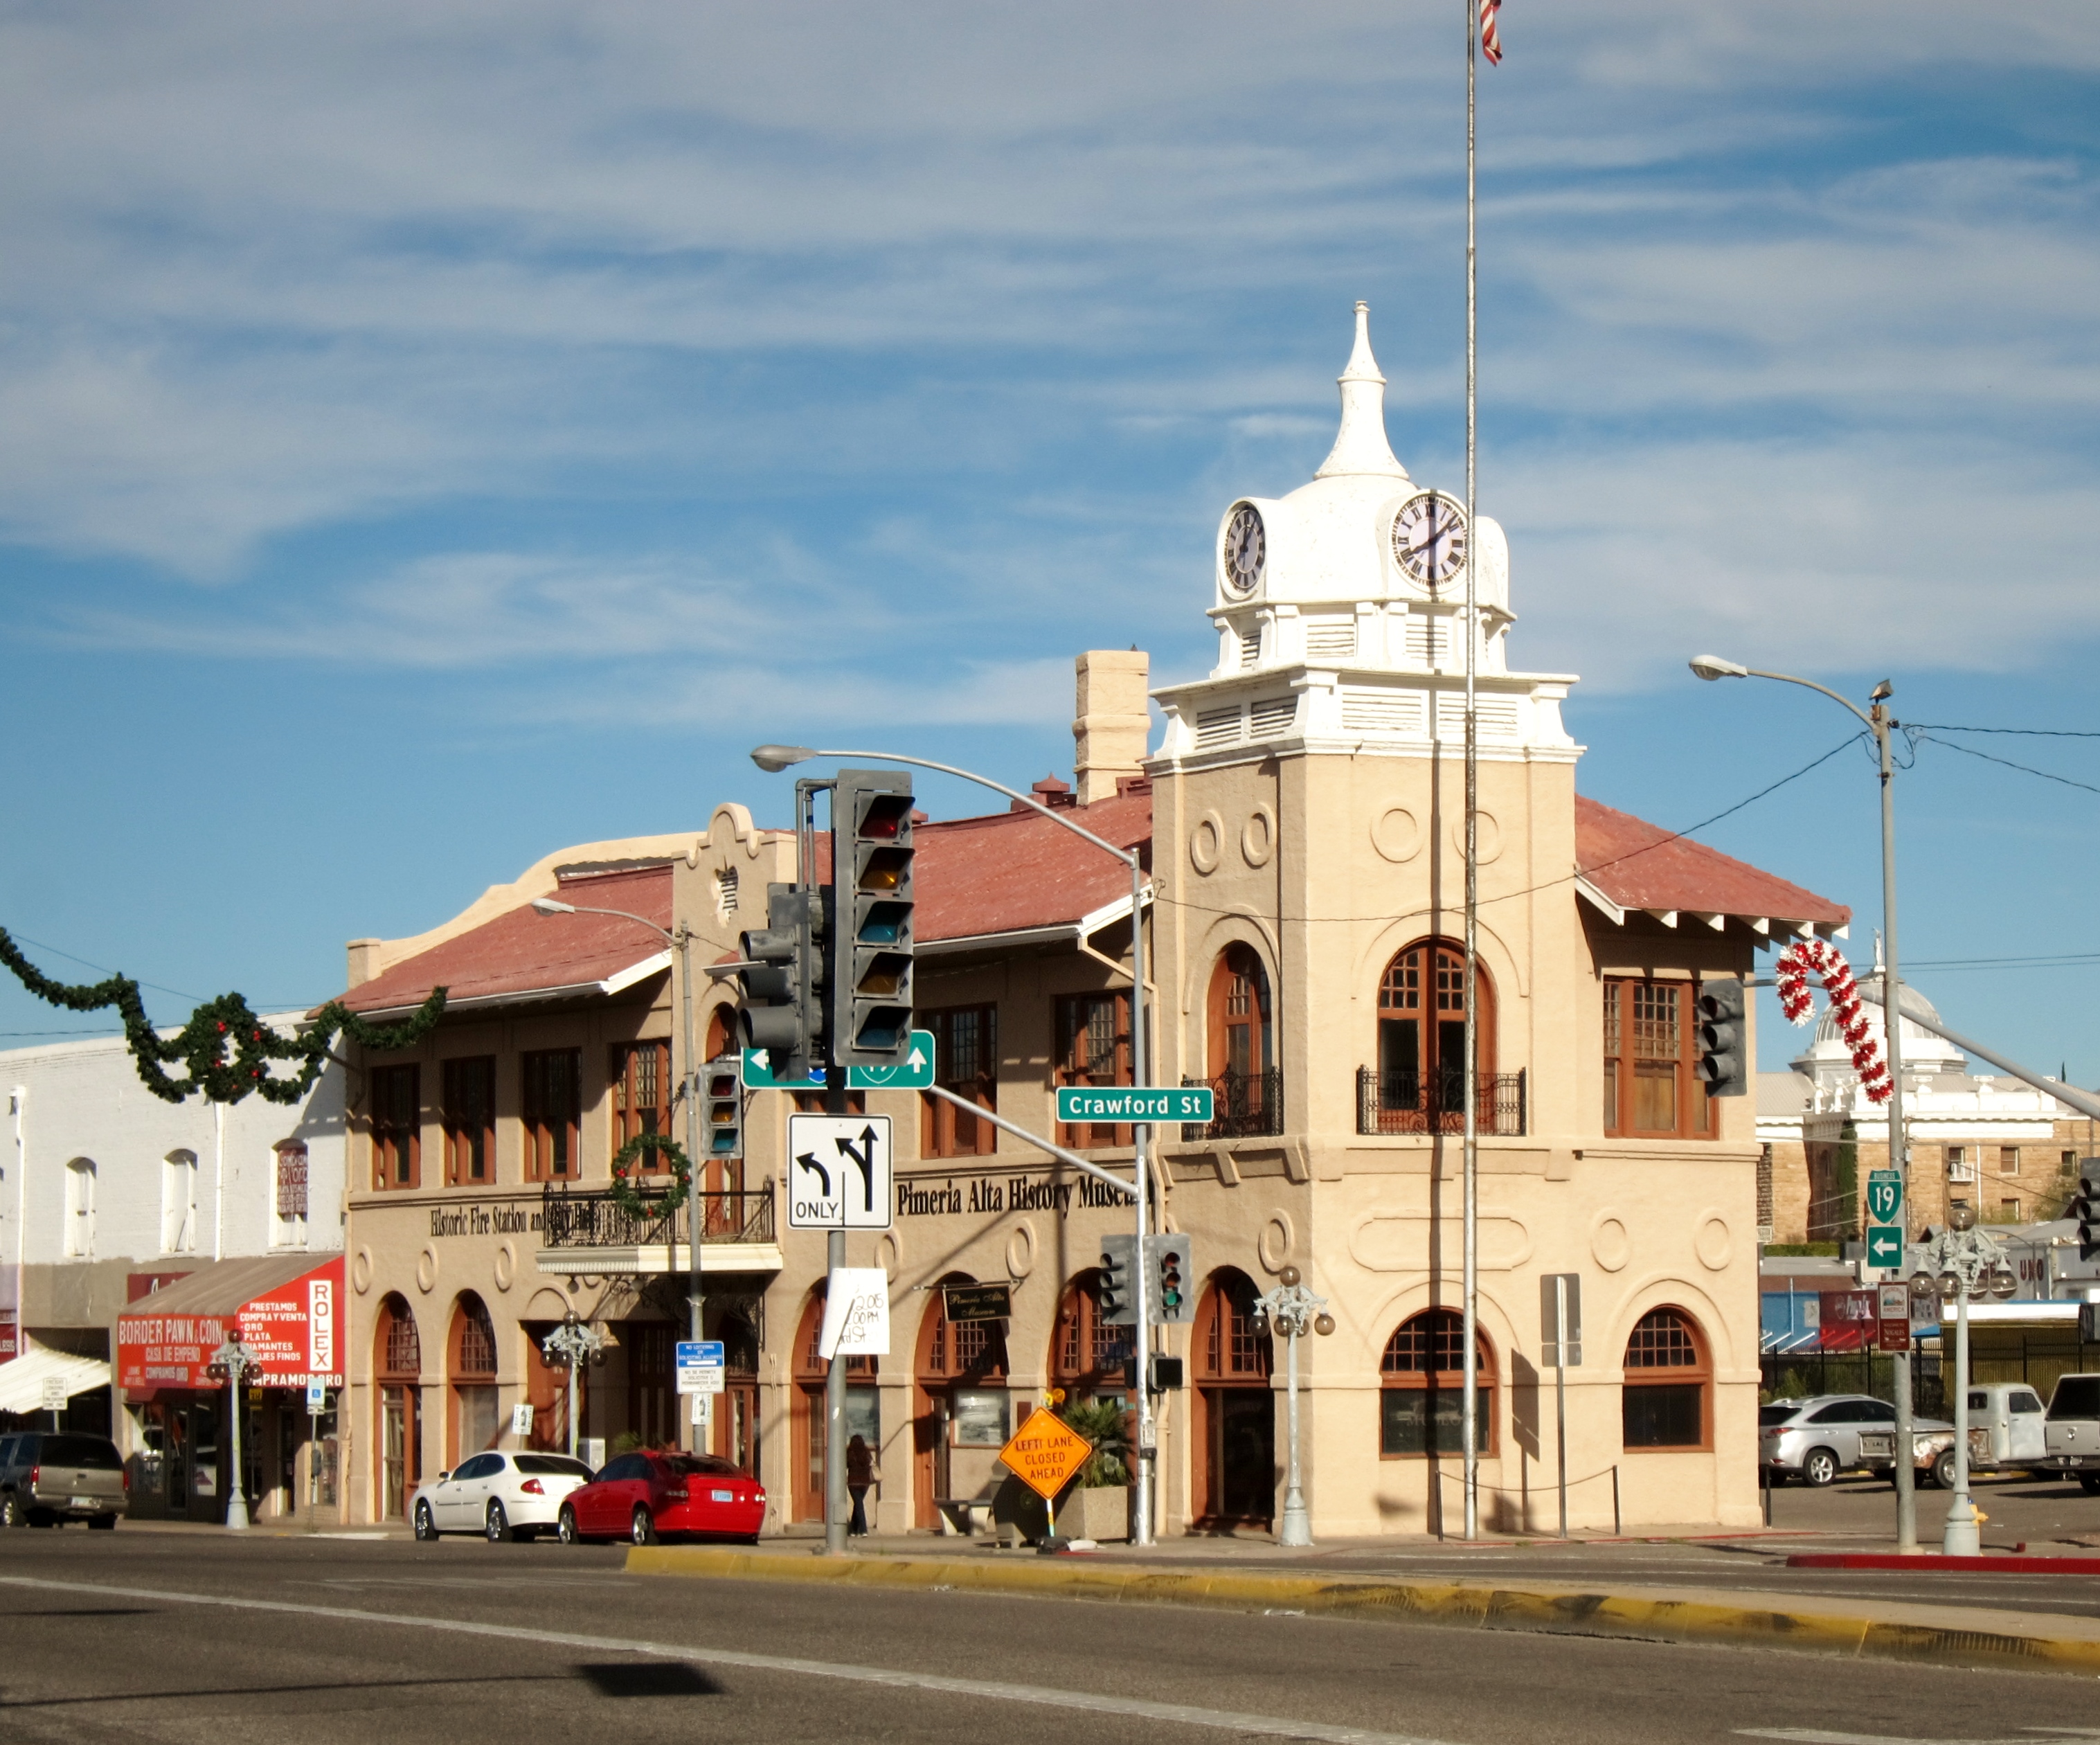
(625, 1545, 2100, 1677)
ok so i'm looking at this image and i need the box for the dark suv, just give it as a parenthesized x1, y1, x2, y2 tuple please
(0, 1431, 126, 1528)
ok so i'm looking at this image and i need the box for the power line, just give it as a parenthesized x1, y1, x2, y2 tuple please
(1911, 732, 2100, 799)
(1905, 722, 2100, 740)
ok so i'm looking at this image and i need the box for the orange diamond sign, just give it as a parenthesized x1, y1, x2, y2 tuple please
(998, 1406, 1092, 1501)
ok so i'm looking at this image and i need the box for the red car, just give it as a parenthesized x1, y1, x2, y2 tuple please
(557, 1451, 764, 1546)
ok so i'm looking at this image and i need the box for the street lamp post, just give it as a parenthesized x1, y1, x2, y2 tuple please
(1909, 1206, 2019, 1555)
(1689, 654, 1920, 1552)
(210, 1332, 257, 1531)
(1253, 1267, 1336, 1548)
(532, 896, 708, 1454)
(540, 1312, 608, 1460)
(751, 744, 1160, 1547)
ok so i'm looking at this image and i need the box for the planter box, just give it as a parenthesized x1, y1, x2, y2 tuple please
(1055, 1484, 1130, 1543)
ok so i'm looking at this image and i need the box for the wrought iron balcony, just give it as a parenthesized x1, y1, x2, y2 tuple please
(1181, 1069, 1284, 1141)
(1356, 1067, 1526, 1136)
(539, 1185, 776, 1250)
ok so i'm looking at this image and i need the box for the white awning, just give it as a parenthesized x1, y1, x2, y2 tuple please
(0, 1343, 111, 1415)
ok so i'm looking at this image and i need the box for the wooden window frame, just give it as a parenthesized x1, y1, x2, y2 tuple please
(1620, 1306, 1712, 1451)
(1055, 991, 1133, 1148)
(1379, 1308, 1496, 1459)
(520, 1048, 582, 1182)
(920, 1003, 998, 1160)
(370, 1065, 422, 1190)
(440, 1057, 495, 1187)
(1602, 977, 1714, 1141)
(1050, 1269, 1131, 1402)
(610, 1040, 674, 1173)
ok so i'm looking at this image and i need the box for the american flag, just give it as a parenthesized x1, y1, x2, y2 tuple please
(1480, 0, 1503, 64)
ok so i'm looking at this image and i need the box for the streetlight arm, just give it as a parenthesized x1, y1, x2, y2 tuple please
(530, 901, 674, 947)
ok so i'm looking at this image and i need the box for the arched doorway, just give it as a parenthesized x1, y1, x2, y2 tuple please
(375, 1295, 422, 1520)
(1192, 1269, 1274, 1527)
(913, 1276, 1010, 1528)
(709, 1303, 761, 1476)
(1050, 1270, 1130, 1406)
(1372, 939, 1496, 1131)
(447, 1294, 499, 1465)
(791, 1286, 878, 1523)
(1205, 946, 1276, 1136)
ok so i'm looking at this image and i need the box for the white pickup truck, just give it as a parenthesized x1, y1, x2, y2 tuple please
(2037, 1372, 2100, 1494)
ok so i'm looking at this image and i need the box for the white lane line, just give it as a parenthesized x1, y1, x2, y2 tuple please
(1741, 1730, 2100, 1744)
(0, 1575, 1462, 1745)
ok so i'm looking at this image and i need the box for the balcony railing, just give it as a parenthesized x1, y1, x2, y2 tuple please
(1181, 1069, 1284, 1141)
(540, 1184, 776, 1250)
(1356, 1068, 1526, 1137)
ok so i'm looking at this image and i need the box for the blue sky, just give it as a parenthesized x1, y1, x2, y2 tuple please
(1, 1, 2096, 1081)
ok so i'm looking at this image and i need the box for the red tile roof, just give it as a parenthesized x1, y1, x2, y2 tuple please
(914, 788, 1151, 945)
(1574, 796, 1848, 927)
(338, 865, 672, 1015)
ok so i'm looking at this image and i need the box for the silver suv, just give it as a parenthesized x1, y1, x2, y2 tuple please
(1760, 1394, 1901, 1486)
(0, 1431, 126, 1528)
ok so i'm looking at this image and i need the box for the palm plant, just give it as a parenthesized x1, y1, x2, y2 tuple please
(1058, 1397, 1131, 1489)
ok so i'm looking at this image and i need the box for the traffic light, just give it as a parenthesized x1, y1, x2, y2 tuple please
(829, 769, 916, 1066)
(1097, 1234, 1137, 1325)
(2075, 1158, 2100, 1262)
(1696, 978, 1749, 1098)
(737, 884, 825, 1081)
(702, 1055, 742, 1163)
(1145, 1233, 1195, 1325)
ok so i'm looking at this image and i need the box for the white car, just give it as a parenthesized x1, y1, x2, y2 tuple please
(411, 1450, 595, 1542)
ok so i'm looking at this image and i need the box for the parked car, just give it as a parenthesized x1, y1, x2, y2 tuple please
(556, 1451, 764, 1546)
(1953, 1384, 2048, 1476)
(1761, 1395, 1903, 1485)
(0, 1431, 126, 1528)
(2039, 1372, 2100, 1493)
(411, 1450, 596, 1542)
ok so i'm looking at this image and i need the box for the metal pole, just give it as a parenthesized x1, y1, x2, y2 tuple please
(681, 924, 707, 1456)
(1460, 0, 1481, 1545)
(224, 1352, 250, 1531)
(566, 1356, 579, 1460)
(1131, 855, 1155, 1548)
(1554, 1276, 1568, 1539)
(825, 1224, 847, 1555)
(1874, 701, 1918, 1556)
(1944, 1284, 1977, 1554)
(1279, 1319, 1309, 1547)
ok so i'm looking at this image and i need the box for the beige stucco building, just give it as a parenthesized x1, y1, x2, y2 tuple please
(332, 305, 1854, 1538)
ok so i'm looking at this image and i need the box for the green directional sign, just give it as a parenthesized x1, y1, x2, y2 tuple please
(1055, 1086, 1214, 1125)
(742, 1030, 935, 1092)
(1866, 1168, 1903, 1226)
(1865, 1225, 1905, 1269)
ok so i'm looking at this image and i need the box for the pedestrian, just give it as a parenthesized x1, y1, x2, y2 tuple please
(845, 1433, 874, 1536)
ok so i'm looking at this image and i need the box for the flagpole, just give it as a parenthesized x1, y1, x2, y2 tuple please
(1460, 0, 1481, 1546)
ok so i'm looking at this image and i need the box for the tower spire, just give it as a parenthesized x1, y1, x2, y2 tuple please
(1313, 302, 1409, 481)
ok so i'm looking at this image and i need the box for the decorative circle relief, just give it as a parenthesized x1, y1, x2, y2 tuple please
(1450, 809, 1502, 864)
(1695, 1212, 1732, 1272)
(1190, 812, 1223, 875)
(1372, 806, 1421, 863)
(415, 1244, 440, 1294)
(1241, 804, 1277, 868)
(1258, 1211, 1295, 1273)
(493, 1241, 516, 1293)
(874, 1230, 904, 1280)
(1006, 1219, 1038, 1280)
(1590, 1212, 1630, 1273)
(351, 1246, 374, 1296)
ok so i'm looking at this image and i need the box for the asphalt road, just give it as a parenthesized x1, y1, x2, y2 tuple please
(1, 1531, 2097, 1745)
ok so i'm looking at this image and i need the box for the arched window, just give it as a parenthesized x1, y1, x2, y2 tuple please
(1370, 940, 1495, 1132)
(1203, 947, 1277, 1136)
(161, 1151, 198, 1255)
(1050, 1271, 1128, 1404)
(375, 1296, 422, 1519)
(1622, 1307, 1709, 1450)
(913, 1274, 1012, 1528)
(1380, 1308, 1495, 1457)
(792, 1286, 877, 1524)
(64, 1158, 96, 1258)
(1192, 1269, 1273, 1525)
(449, 1294, 499, 1464)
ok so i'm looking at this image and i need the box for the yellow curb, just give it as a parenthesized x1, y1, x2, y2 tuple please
(624, 1544, 2100, 1677)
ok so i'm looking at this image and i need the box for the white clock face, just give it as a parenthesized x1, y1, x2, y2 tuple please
(1391, 492, 1468, 588)
(1221, 503, 1265, 595)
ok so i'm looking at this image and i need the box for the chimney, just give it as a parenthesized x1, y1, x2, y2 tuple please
(346, 938, 384, 987)
(1073, 649, 1150, 805)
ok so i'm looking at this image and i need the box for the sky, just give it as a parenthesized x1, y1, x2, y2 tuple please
(0, 1, 2096, 1082)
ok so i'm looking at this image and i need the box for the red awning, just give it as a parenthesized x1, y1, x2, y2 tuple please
(117, 1254, 343, 1397)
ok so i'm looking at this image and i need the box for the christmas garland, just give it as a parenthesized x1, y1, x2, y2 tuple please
(0, 925, 446, 1106)
(608, 1131, 694, 1217)
(1775, 938, 1892, 1104)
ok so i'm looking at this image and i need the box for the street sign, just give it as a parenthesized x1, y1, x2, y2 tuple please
(1865, 1226, 1905, 1269)
(306, 1379, 327, 1412)
(998, 1406, 1093, 1501)
(40, 1377, 67, 1412)
(1865, 1169, 1905, 1274)
(786, 1113, 895, 1229)
(676, 1339, 727, 1395)
(1054, 1086, 1213, 1125)
(942, 1282, 1012, 1324)
(510, 1401, 535, 1435)
(1876, 1283, 1912, 1354)
(742, 1030, 936, 1092)
(1540, 1273, 1583, 1367)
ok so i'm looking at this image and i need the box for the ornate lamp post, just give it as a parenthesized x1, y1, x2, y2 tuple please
(1253, 1267, 1335, 1549)
(540, 1312, 608, 1462)
(1908, 1203, 2018, 1555)
(209, 1332, 257, 1531)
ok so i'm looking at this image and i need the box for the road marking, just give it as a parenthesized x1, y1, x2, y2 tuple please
(1742, 1730, 2100, 1744)
(0, 1575, 1462, 1745)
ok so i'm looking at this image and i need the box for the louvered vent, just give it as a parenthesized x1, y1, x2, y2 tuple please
(1195, 706, 1244, 749)
(1239, 627, 1262, 670)
(1340, 691, 1425, 733)
(715, 866, 739, 921)
(1405, 617, 1453, 665)
(1434, 696, 1520, 738)
(1248, 697, 1298, 738)
(1304, 618, 1356, 661)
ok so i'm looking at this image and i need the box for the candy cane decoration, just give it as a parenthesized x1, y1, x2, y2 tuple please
(1775, 939, 1891, 1103)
